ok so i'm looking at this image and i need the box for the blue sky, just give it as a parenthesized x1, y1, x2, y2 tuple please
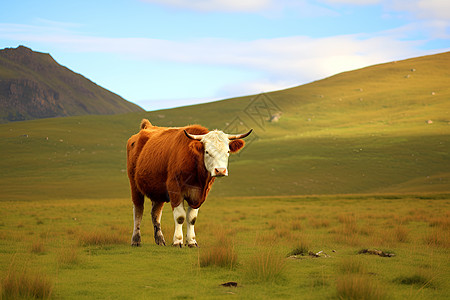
(1, 0, 449, 110)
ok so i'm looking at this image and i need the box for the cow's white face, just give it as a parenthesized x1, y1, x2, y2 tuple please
(184, 128, 251, 177)
(200, 130, 230, 177)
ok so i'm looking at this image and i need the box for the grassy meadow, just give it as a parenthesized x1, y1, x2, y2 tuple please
(0, 195, 449, 299)
(0, 52, 449, 298)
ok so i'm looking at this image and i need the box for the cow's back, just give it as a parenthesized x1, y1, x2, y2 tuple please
(129, 127, 172, 198)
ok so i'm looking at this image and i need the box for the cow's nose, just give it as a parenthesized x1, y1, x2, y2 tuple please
(214, 168, 228, 177)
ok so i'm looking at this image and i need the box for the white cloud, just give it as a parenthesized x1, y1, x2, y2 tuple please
(322, 0, 450, 20)
(140, 0, 338, 17)
(0, 22, 438, 86)
(320, 0, 381, 5)
(391, 0, 450, 20)
(140, 0, 273, 12)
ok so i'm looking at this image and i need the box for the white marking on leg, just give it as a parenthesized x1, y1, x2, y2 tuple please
(172, 202, 186, 247)
(186, 206, 199, 247)
(132, 204, 143, 245)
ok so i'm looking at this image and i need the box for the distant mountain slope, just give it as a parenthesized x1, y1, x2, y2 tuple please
(0, 46, 144, 122)
(152, 51, 450, 137)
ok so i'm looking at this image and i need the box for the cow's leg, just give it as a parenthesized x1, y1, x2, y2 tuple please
(172, 202, 186, 247)
(151, 201, 166, 246)
(131, 190, 144, 246)
(186, 206, 199, 248)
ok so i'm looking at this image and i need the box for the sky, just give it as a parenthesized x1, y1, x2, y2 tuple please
(1, 0, 449, 111)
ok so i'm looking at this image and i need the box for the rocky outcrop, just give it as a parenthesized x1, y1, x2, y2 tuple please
(0, 46, 144, 122)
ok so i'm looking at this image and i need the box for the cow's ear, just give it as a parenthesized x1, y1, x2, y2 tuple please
(229, 139, 245, 153)
(189, 141, 204, 155)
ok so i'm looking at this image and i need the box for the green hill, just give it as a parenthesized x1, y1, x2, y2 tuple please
(0, 46, 144, 123)
(0, 52, 449, 201)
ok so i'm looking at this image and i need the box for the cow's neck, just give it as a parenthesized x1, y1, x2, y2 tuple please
(184, 160, 215, 209)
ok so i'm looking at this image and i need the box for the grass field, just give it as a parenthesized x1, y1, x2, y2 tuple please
(0, 194, 449, 299)
(0, 52, 449, 298)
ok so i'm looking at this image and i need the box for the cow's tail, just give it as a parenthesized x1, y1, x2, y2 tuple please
(140, 119, 152, 130)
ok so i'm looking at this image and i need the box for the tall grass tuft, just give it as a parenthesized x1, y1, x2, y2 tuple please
(58, 244, 80, 266)
(309, 218, 330, 228)
(199, 229, 237, 269)
(423, 229, 450, 248)
(287, 240, 310, 256)
(333, 213, 362, 246)
(1, 261, 53, 299)
(339, 257, 367, 275)
(78, 229, 127, 246)
(244, 249, 285, 283)
(393, 225, 409, 243)
(30, 239, 45, 254)
(291, 219, 302, 230)
(336, 274, 386, 300)
(429, 215, 450, 230)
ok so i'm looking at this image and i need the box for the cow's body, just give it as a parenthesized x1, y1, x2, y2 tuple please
(127, 119, 250, 247)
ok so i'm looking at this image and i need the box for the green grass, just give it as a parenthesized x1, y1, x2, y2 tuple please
(0, 195, 449, 299)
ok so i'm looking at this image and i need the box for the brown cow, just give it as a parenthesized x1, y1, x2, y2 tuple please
(127, 119, 252, 247)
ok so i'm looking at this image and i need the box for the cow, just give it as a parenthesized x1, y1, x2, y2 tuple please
(126, 119, 252, 247)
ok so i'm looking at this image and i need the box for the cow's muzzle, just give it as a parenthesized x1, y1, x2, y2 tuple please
(213, 168, 228, 177)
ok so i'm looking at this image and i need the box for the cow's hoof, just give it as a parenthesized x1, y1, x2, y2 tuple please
(172, 242, 183, 248)
(187, 243, 198, 248)
(155, 235, 166, 246)
(131, 234, 141, 246)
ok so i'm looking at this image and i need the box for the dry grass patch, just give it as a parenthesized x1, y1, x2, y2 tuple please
(57, 245, 80, 266)
(339, 257, 367, 275)
(290, 219, 303, 230)
(29, 239, 45, 254)
(199, 230, 237, 269)
(1, 261, 53, 299)
(244, 249, 285, 283)
(77, 229, 127, 246)
(337, 213, 356, 224)
(274, 227, 292, 240)
(423, 229, 450, 248)
(334, 213, 359, 234)
(309, 218, 330, 228)
(392, 225, 409, 243)
(255, 232, 278, 246)
(199, 245, 237, 269)
(336, 274, 386, 300)
(429, 216, 450, 230)
(333, 233, 361, 246)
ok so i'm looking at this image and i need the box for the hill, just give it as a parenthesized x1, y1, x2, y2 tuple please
(0, 51, 448, 201)
(0, 46, 144, 123)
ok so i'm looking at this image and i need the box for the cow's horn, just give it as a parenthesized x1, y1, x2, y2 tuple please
(184, 130, 204, 141)
(228, 129, 253, 140)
